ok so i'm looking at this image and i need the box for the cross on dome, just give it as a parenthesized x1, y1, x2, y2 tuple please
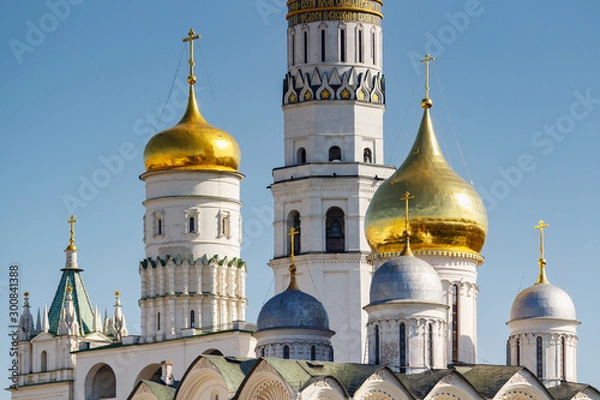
(420, 53, 435, 108)
(286, 227, 300, 290)
(182, 28, 201, 85)
(535, 219, 550, 284)
(66, 214, 77, 251)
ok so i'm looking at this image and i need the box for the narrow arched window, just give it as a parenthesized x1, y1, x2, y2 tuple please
(311, 345, 316, 361)
(157, 312, 161, 331)
(190, 310, 195, 328)
(287, 211, 301, 255)
(320, 28, 326, 62)
(363, 148, 372, 163)
(303, 30, 308, 64)
(374, 325, 380, 364)
(329, 347, 334, 362)
(399, 323, 406, 373)
(158, 218, 162, 235)
(326, 207, 345, 253)
(297, 147, 307, 164)
(283, 345, 290, 359)
(561, 336, 566, 381)
(291, 29, 296, 66)
(536, 336, 543, 378)
(452, 285, 459, 363)
(189, 217, 195, 233)
(329, 146, 341, 162)
(339, 28, 347, 62)
(516, 337, 521, 365)
(358, 29, 364, 63)
(427, 323, 434, 367)
(40, 351, 48, 372)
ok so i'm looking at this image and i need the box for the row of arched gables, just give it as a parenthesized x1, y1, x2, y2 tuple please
(119, 354, 600, 400)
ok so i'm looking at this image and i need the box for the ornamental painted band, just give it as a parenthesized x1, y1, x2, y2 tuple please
(288, 10, 382, 26)
(287, 0, 383, 14)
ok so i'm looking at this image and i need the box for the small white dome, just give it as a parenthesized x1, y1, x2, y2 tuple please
(369, 255, 443, 304)
(510, 283, 576, 321)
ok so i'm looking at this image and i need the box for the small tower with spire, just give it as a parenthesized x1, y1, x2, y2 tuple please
(507, 220, 579, 387)
(139, 29, 247, 342)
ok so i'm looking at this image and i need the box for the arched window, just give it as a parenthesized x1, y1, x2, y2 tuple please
(399, 323, 406, 373)
(339, 27, 347, 62)
(326, 207, 345, 253)
(372, 30, 377, 65)
(85, 364, 116, 400)
(287, 211, 301, 255)
(157, 312, 161, 331)
(157, 218, 162, 235)
(311, 345, 316, 361)
(363, 148, 372, 163)
(303, 30, 308, 64)
(358, 29, 364, 63)
(537, 336, 543, 378)
(189, 217, 195, 233)
(452, 285, 459, 363)
(427, 323, 433, 367)
(320, 28, 326, 62)
(516, 337, 521, 365)
(297, 147, 307, 164)
(40, 351, 47, 372)
(190, 310, 195, 328)
(329, 146, 341, 162)
(291, 29, 296, 66)
(374, 325, 380, 364)
(329, 347, 334, 362)
(283, 345, 290, 359)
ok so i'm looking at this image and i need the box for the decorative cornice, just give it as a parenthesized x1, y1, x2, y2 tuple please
(283, 67, 385, 106)
(139, 254, 246, 270)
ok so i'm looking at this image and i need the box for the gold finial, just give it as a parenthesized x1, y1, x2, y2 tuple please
(66, 214, 77, 251)
(115, 291, 120, 297)
(534, 220, 550, 284)
(24, 291, 29, 297)
(67, 285, 73, 293)
(399, 191, 415, 256)
(420, 53, 435, 108)
(286, 227, 300, 290)
(183, 28, 201, 85)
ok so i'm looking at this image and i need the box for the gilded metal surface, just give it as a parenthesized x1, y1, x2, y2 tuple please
(365, 108, 488, 255)
(66, 214, 77, 251)
(286, 0, 383, 26)
(143, 86, 241, 173)
(534, 220, 550, 284)
(510, 283, 576, 321)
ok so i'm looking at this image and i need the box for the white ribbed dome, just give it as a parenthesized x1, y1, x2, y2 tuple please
(369, 255, 443, 304)
(510, 282, 576, 321)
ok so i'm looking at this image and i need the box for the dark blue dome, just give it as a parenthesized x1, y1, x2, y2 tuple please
(256, 288, 330, 331)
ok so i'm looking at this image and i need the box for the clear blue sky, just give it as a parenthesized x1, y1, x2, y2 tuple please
(1, 1, 599, 396)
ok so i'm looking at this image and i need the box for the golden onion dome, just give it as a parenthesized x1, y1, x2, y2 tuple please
(143, 85, 241, 173)
(365, 104, 488, 260)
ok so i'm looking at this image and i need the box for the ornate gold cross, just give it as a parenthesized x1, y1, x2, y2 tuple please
(534, 220, 550, 284)
(67, 214, 77, 250)
(420, 53, 435, 98)
(183, 29, 201, 85)
(287, 227, 299, 265)
(400, 191, 414, 234)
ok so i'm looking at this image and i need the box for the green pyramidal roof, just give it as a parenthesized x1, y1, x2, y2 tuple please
(48, 263, 95, 336)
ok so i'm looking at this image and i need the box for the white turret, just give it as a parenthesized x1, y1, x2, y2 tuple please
(18, 292, 35, 341)
(112, 291, 128, 341)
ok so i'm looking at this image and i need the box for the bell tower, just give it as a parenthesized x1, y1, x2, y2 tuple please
(269, 0, 395, 362)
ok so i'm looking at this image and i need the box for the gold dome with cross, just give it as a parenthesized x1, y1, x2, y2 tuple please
(143, 29, 241, 173)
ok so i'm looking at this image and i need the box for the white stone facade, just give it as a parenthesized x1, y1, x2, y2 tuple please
(271, 14, 395, 363)
(254, 327, 334, 361)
